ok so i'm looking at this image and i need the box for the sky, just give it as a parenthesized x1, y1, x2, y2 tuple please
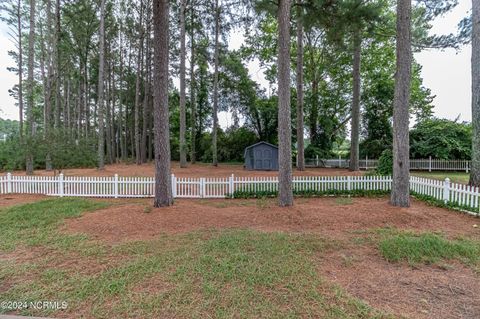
(0, 1, 473, 124)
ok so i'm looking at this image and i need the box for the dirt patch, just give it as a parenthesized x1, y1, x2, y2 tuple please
(319, 244, 480, 319)
(64, 197, 480, 242)
(0, 194, 48, 209)
(9, 162, 365, 178)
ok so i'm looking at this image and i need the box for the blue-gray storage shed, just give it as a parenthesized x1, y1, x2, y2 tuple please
(244, 142, 279, 171)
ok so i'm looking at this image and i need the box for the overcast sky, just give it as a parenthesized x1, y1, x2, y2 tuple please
(0, 1, 472, 124)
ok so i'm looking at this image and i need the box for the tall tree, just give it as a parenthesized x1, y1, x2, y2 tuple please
(349, 29, 361, 171)
(189, 5, 197, 164)
(134, 0, 144, 165)
(470, 0, 480, 186)
(0, 0, 25, 139)
(25, 0, 36, 175)
(153, 0, 173, 207)
(296, 1, 305, 171)
(391, 0, 412, 207)
(179, 0, 187, 167)
(141, 12, 151, 164)
(97, 0, 106, 170)
(212, 0, 220, 166)
(278, 0, 293, 206)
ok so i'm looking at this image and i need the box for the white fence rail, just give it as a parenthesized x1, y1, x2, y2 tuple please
(306, 157, 470, 172)
(1, 173, 479, 216)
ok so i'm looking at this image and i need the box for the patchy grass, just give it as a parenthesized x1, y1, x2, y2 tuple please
(378, 230, 480, 266)
(411, 171, 469, 184)
(0, 199, 392, 318)
(335, 197, 354, 206)
(0, 198, 108, 251)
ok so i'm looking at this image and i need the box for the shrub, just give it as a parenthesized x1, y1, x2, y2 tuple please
(376, 149, 393, 176)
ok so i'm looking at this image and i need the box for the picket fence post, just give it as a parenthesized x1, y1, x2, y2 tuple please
(7, 172, 12, 193)
(443, 178, 450, 204)
(429, 156, 432, 172)
(114, 174, 119, 198)
(200, 177, 205, 198)
(58, 173, 64, 197)
(171, 174, 177, 198)
(347, 176, 351, 191)
(229, 174, 234, 198)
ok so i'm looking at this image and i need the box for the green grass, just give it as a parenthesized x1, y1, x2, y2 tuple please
(0, 199, 393, 318)
(0, 198, 108, 251)
(378, 230, 480, 266)
(411, 171, 469, 184)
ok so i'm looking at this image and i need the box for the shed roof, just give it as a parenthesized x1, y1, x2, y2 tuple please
(244, 141, 278, 151)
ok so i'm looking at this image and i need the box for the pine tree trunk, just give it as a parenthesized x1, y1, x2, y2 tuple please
(391, 0, 411, 207)
(118, 35, 126, 162)
(141, 12, 151, 164)
(349, 30, 361, 171)
(471, 0, 480, 186)
(309, 79, 318, 144)
(153, 0, 173, 207)
(277, 0, 293, 206)
(54, 0, 61, 129)
(179, 0, 187, 168)
(135, 1, 144, 165)
(295, 2, 304, 171)
(17, 0, 24, 140)
(212, 0, 220, 167)
(97, 0, 106, 170)
(190, 8, 197, 164)
(105, 53, 113, 164)
(39, 21, 53, 171)
(26, 0, 36, 175)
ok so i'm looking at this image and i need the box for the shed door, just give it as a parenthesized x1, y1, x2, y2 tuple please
(263, 149, 272, 170)
(255, 149, 263, 169)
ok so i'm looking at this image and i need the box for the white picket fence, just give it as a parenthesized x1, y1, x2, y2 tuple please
(306, 157, 470, 172)
(0, 173, 391, 199)
(1, 173, 479, 215)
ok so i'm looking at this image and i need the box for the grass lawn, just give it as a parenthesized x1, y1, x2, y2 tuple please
(0, 198, 480, 318)
(411, 171, 470, 184)
(0, 198, 390, 318)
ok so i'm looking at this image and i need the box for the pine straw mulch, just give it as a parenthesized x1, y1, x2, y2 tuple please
(62, 196, 480, 318)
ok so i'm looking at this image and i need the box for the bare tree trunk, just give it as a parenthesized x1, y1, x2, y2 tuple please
(118, 34, 126, 161)
(153, 0, 173, 207)
(295, 2, 304, 171)
(277, 0, 293, 206)
(54, 0, 61, 129)
(97, 0, 106, 170)
(471, 0, 480, 186)
(105, 51, 113, 164)
(212, 0, 219, 167)
(391, 0, 411, 207)
(135, 0, 144, 165)
(17, 0, 24, 140)
(26, 0, 36, 175)
(179, 0, 187, 167)
(141, 9, 151, 164)
(190, 8, 197, 164)
(39, 21, 53, 171)
(349, 29, 361, 171)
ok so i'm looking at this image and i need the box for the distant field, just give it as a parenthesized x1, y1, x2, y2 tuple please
(411, 171, 470, 184)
